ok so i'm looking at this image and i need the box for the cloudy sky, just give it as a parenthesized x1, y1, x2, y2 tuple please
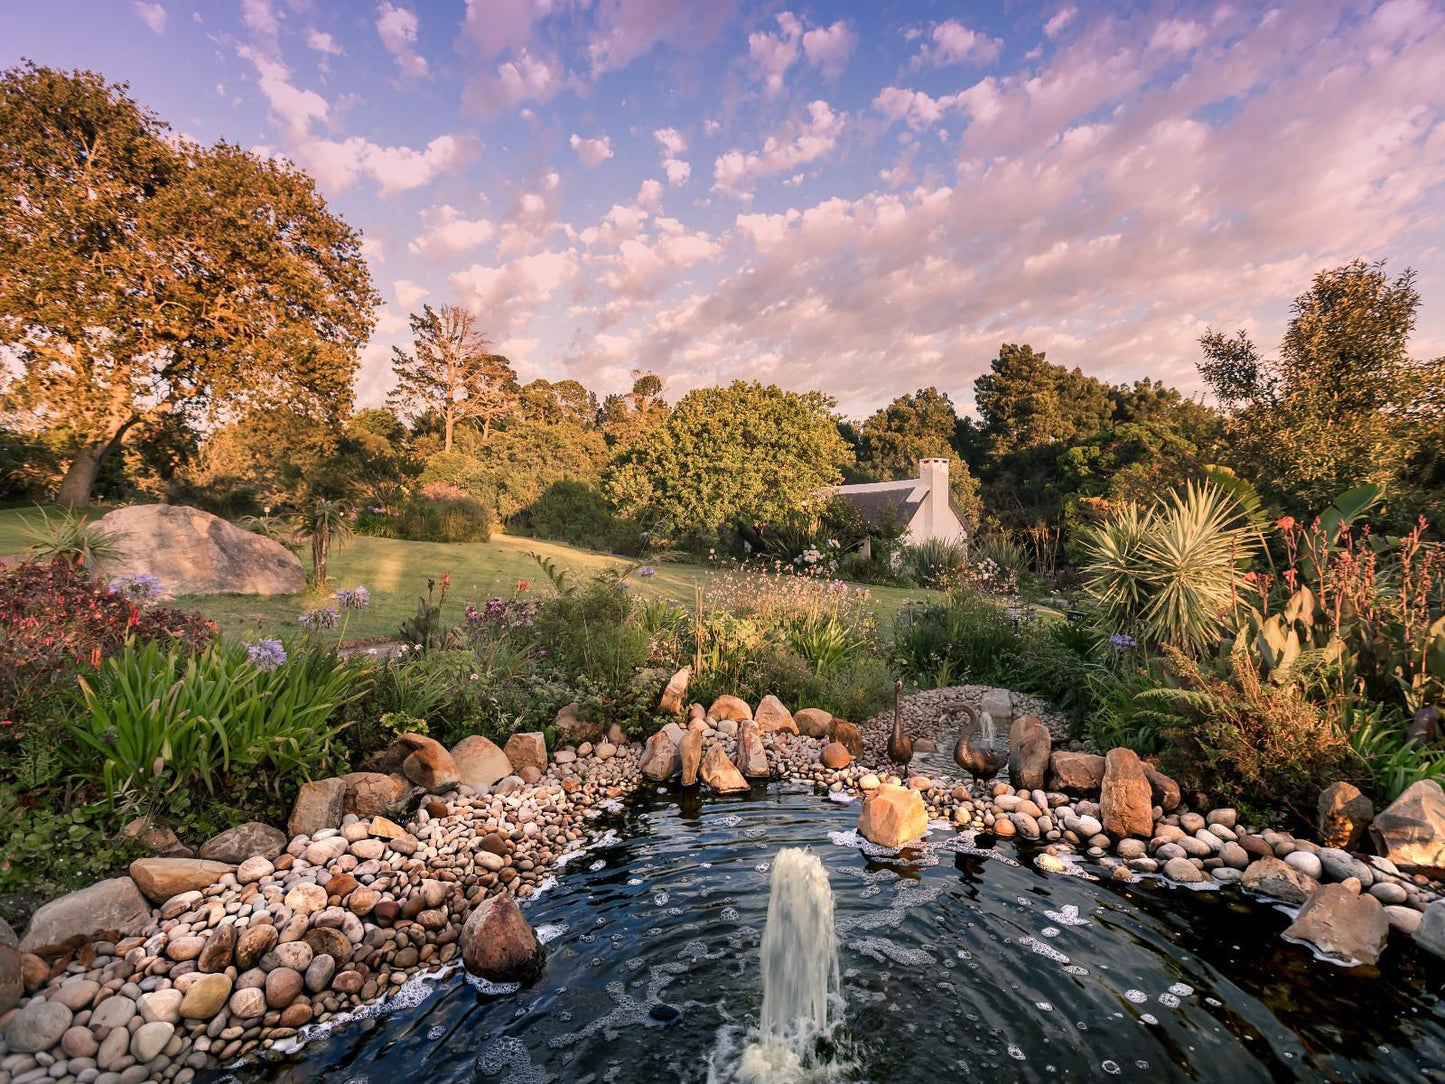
(5, 0, 1445, 417)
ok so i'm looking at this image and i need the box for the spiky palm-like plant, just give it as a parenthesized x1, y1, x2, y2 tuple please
(301, 499, 351, 588)
(1082, 481, 1255, 654)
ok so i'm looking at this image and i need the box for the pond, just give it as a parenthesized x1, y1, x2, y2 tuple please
(212, 783, 1445, 1083)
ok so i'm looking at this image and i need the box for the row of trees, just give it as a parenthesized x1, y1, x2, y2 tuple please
(1, 65, 1441, 561)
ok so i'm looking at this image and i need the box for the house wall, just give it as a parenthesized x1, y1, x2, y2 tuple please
(910, 457, 968, 545)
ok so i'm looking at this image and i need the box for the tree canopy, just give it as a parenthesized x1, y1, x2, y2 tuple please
(389, 303, 518, 451)
(604, 381, 853, 535)
(0, 63, 378, 505)
(851, 386, 981, 523)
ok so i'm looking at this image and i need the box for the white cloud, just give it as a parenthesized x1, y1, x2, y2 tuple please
(376, 2, 429, 78)
(654, 127, 687, 156)
(570, 133, 615, 167)
(301, 133, 479, 196)
(237, 44, 329, 136)
(749, 11, 802, 96)
(394, 279, 430, 308)
(305, 27, 343, 55)
(1149, 19, 1207, 53)
(663, 157, 692, 185)
(132, 2, 166, 35)
(241, 0, 279, 45)
(1044, 8, 1076, 39)
(713, 101, 846, 197)
(801, 20, 856, 79)
(921, 19, 1002, 67)
(409, 205, 496, 258)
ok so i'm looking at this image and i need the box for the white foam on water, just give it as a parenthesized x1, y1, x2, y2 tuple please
(477, 1036, 555, 1082)
(849, 936, 937, 967)
(1019, 937, 1070, 963)
(1041, 926, 1061, 938)
(828, 790, 857, 804)
(535, 923, 568, 945)
(1169, 982, 1195, 997)
(1125, 989, 1148, 1004)
(266, 965, 462, 1057)
(1045, 904, 1090, 927)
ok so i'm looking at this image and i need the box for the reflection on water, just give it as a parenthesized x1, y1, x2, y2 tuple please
(210, 784, 1445, 1084)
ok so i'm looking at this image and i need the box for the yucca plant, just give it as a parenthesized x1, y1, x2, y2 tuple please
(1081, 481, 1256, 655)
(23, 506, 125, 566)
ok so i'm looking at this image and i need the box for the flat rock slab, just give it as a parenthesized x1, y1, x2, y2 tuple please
(129, 857, 233, 903)
(19, 877, 151, 955)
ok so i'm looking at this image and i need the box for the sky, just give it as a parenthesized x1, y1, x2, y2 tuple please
(4, 0, 1445, 419)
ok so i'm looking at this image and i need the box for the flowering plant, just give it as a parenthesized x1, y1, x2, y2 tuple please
(107, 573, 163, 605)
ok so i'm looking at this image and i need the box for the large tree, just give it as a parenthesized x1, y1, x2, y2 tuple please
(972, 343, 1115, 467)
(389, 303, 518, 451)
(605, 381, 853, 535)
(1198, 260, 1444, 516)
(600, 371, 669, 449)
(0, 63, 378, 505)
(852, 386, 981, 522)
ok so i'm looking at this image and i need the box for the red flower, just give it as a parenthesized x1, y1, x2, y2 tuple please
(1276, 516, 1296, 531)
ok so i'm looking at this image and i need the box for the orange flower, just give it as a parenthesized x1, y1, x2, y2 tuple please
(1276, 516, 1296, 531)
(516, 579, 531, 592)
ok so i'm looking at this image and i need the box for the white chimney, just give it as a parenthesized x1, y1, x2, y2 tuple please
(919, 458, 949, 540)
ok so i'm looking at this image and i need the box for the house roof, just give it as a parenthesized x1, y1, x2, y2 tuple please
(831, 480, 925, 529)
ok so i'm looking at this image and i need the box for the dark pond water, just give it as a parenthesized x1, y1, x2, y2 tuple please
(213, 784, 1445, 1084)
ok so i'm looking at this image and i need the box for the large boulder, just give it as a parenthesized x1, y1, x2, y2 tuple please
(503, 732, 549, 775)
(340, 772, 411, 816)
(1241, 857, 1319, 904)
(94, 503, 303, 598)
(288, 778, 347, 838)
(857, 785, 928, 848)
(1368, 779, 1445, 872)
(754, 695, 798, 734)
(640, 730, 680, 781)
(821, 741, 851, 769)
(658, 668, 691, 715)
(826, 719, 863, 758)
(452, 735, 513, 789)
(1048, 752, 1105, 795)
(1283, 882, 1389, 966)
(19, 877, 152, 954)
(199, 821, 287, 863)
(1318, 781, 1374, 850)
(129, 857, 233, 903)
(460, 892, 544, 983)
(395, 733, 460, 791)
(0, 918, 19, 1014)
(709, 695, 753, 722)
(1099, 748, 1153, 839)
(701, 745, 750, 793)
(1007, 715, 1051, 792)
(736, 720, 770, 778)
(553, 702, 603, 743)
(795, 708, 833, 739)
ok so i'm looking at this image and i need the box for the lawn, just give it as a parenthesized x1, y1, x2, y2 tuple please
(0, 506, 936, 644)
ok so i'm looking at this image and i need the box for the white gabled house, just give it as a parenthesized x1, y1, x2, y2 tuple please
(829, 457, 971, 546)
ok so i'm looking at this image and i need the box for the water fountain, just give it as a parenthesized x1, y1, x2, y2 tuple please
(734, 847, 849, 1083)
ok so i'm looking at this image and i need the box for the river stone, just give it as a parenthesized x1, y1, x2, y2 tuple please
(640, 729, 680, 781)
(658, 667, 691, 715)
(180, 972, 233, 1018)
(1242, 857, 1319, 903)
(1318, 781, 1374, 850)
(503, 732, 548, 774)
(304, 926, 352, 965)
(285, 882, 328, 914)
(737, 721, 770, 778)
(273, 940, 315, 971)
(198, 922, 237, 973)
(1284, 882, 1389, 965)
(266, 966, 305, 1008)
(1007, 715, 1051, 792)
(1048, 751, 1105, 794)
(306, 953, 337, 993)
(708, 695, 753, 722)
(236, 855, 275, 884)
(288, 777, 347, 838)
(821, 741, 851, 769)
(340, 771, 410, 816)
(235, 923, 279, 969)
(826, 719, 863, 758)
(754, 695, 798, 734)
(62, 1023, 99, 1057)
(795, 708, 833, 739)
(1284, 850, 1323, 880)
(137, 988, 184, 1025)
(230, 986, 267, 1018)
(1385, 905, 1422, 934)
(95, 503, 304, 597)
(4, 998, 72, 1052)
(700, 745, 750, 793)
(199, 821, 287, 863)
(1099, 748, 1154, 839)
(18, 876, 152, 954)
(1369, 779, 1445, 872)
(461, 892, 544, 983)
(858, 785, 928, 848)
(1415, 899, 1445, 959)
(132, 1018, 175, 1063)
(680, 727, 703, 786)
(1163, 857, 1205, 883)
(451, 735, 513, 789)
(394, 732, 461, 791)
(1318, 848, 1373, 886)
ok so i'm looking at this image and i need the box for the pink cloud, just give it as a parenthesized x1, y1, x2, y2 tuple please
(376, 2, 429, 79)
(570, 133, 615, 167)
(919, 19, 1002, 67)
(713, 100, 846, 197)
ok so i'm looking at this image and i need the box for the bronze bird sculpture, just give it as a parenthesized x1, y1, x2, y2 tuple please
(951, 703, 1004, 793)
(886, 678, 913, 766)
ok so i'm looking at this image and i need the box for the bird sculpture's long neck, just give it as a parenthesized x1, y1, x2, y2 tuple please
(892, 683, 904, 746)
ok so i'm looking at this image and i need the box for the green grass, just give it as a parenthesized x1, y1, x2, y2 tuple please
(0, 504, 116, 558)
(0, 509, 933, 641)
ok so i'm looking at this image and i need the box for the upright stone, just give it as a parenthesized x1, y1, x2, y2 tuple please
(1368, 779, 1443, 870)
(981, 688, 1013, 725)
(1048, 751, 1105, 794)
(460, 893, 544, 983)
(1099, 748, 1153, 839)
(503, 732, 549, 775)
(754, 695, 798, 734)
(826, 719, 863, 758)
(680, 727, 703, 786)
(640, 729, 680, 781)
(396, 733, 461, 791)
(736, 720, 770, 777)
(658, 667, 691, 715)
(288, 777, 347, 838)
(1007, 715, 1051, 792)
(1318, 781, 1374, 850)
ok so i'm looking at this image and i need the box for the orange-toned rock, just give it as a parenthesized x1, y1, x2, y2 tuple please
(821, 741, 851, 769)
(396, 733, 460, 791)
(503, 732, 548, 775)
(754, 695, 798, 734)
(708, 695, 753, 722)
(680, 727, 703, 786)
(461, 892, 544, 983)
(1099, 748, 1154, 839)
(451, 735, 512, 789)
(701, 745, 750, 793)
(794, 708, 833, 738)
(826, 719, 863, 758)
(857, 785, 928, 848)
(659, 667, 691, 715)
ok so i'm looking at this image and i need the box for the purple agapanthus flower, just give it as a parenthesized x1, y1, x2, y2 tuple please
(245, 639, 287, 671)
(299, 607, 340, 631)
(637, 565, 657, 578)
(615, 580, 632, 591)
(335, 586, 371, 612)
(107, 573, 163, 604)
(1109, 633, 1138, 651)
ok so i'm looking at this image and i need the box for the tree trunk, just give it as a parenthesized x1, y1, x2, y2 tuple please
(444, 408, 454, 453)
(55, 441, 110, 508)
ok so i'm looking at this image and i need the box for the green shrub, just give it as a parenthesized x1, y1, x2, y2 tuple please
(903, 538, 970, 588)
(1005, 620, 1098, 724)
(22, 506, 125, 565)
(892, 589, 1021, 687)
(396, 495, 492, 543)
(513, 480, 642, 553)
(70, 638, 364, 808)
(0, 802, 146, 928)
(354, 510, 398, 538)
